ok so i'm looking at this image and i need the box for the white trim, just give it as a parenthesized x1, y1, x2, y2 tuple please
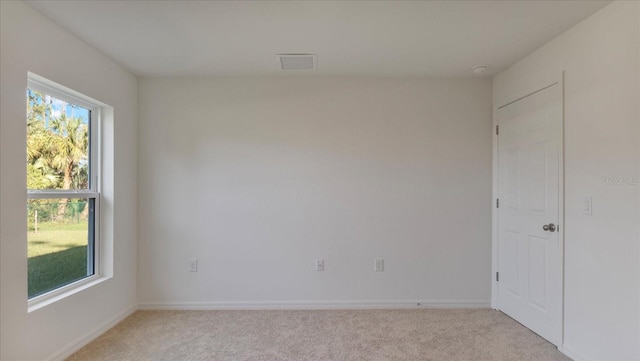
(46, 305, 137, 361)
(28, 273, 111, 312)
(27, 72, 108, 109)
(497, 82, 558, 110)
(559, 71, 567, 351)
(138, 300, 491, 311)
(561, 343, 588, 361)
(27, 190, 99, 199)
(491, 87, 499, 309)
(26, 72, 106, 308)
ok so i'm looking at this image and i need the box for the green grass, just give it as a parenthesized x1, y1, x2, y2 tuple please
(28, 221, 88, 257)
(28, 221, 90, 298)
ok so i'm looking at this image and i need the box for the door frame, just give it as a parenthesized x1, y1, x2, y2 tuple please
(491, 72, 565, 349)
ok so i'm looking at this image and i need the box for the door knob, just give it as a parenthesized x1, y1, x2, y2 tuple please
(542, 223, 556, 232)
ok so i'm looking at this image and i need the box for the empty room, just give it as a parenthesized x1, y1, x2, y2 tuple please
(0, 0, 639, 360)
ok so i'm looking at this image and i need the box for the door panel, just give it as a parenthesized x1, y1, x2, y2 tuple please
(498, 83, 563, 346)
(528, 235, 547, 310)
(529, 141, 548, 212)
(505, 231, 520, 296)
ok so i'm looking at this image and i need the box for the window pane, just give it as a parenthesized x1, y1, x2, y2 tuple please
(27, 89, 91, 190)
(27, 198, 94, 299)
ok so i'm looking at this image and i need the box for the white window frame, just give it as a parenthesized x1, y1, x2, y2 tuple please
(26, 74, 104, 311)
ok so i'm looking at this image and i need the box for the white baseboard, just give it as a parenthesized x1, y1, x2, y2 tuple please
(47, 304, 137, 361)
(561, 343, 587, 361)
(138, 300, 490, 310)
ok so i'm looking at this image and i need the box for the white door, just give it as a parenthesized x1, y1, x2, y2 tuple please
(497, 82, 563, 346)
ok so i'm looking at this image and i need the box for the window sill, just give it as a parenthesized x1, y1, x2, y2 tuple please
(28, 274, 112, 313)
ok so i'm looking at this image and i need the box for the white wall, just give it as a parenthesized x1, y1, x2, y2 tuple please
(0, 2, 138, 360)
(493, 2, 640, 360)
(138, 77, 492, 308)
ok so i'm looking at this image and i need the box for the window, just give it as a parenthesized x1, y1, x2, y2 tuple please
(26, 75, 101, 303)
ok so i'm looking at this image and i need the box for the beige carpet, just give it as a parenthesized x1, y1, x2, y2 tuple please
(66, 309, 570, 361)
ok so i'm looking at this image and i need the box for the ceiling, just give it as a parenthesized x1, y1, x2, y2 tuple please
(26, 0, 610, 78)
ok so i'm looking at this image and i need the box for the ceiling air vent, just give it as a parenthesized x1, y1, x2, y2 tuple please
(277, 54, 317, 71)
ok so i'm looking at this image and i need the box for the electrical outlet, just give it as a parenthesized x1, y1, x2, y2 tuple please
(189, 258, 198, 272)
(316, 259, 324, 271)
(583, 196, 593, 215)
(375, 258, 384, 272)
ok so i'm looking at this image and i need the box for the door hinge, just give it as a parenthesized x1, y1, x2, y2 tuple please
(496, 125, 499, 135)
(496, 198, 499, 208)
(496, 272, 499, 282)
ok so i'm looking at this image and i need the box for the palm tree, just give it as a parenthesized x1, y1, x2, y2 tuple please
(26, 90, 89, 221)
(27, 111, 61, 190)
(48, 114, 89, 220)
